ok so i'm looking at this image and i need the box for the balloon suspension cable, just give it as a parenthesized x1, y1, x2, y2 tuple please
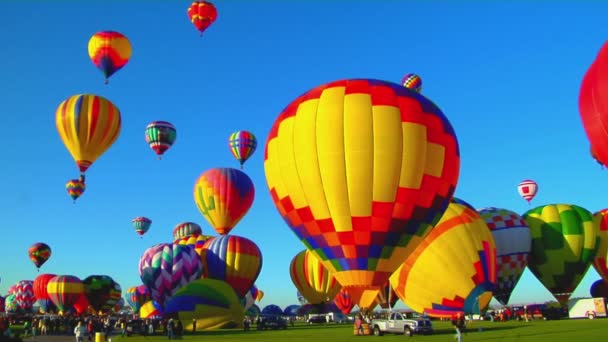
(73, 200, 76, 205)
(104, 79, 109, 85)
(158, 156, 162, 161)
(240, 164, 244, 170)
(200, 32, 203, 38)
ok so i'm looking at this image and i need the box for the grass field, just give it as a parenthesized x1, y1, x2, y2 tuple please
(109, 319, 608, 342)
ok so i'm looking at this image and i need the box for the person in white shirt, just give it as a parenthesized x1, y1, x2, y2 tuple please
(74, 321, 88, 342)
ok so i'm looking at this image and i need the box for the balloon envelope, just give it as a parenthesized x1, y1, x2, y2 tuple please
(29, 243, 52, 269)
(593, 209, 608, 283)
(264, 79, 460, 308)
(88, 31, 132, 83)
(47, 275, 84, 313)
(390, 203, 497, 318)
(187, 1, 218, 34)
(289, 249, 341, 305)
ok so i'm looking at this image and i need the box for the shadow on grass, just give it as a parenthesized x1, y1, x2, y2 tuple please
(433, 324, 532, 336)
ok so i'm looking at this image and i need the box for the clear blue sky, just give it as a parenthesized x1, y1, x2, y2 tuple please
(1, 1, 608, 310)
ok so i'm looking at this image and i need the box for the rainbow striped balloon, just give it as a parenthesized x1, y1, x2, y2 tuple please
(46, 275, 85, 313)
(228, 130, 257, 169)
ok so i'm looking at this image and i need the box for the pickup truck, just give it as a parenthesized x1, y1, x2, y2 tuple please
(370, 312, 434, 336)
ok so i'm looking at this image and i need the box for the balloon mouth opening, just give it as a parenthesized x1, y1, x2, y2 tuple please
(463, 286, 494, 314)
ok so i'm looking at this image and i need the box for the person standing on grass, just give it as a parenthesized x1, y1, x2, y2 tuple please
(74, 321, 87, 342)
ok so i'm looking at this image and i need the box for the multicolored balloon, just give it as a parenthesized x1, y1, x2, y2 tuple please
(33, 274, 57, 313)
(201, 235, 263, 298)
(401, 73, 422, 93)
(88, 31, 132, 84)
(264, 79, 460, 308)
(47, 275, 85, 313)
(517, 180, 538, 204)
(390, 203, 497, 318)
(193, 167, 255, 235)
(55, 94, 122, 175)
(451, 197, 476, 211)
(523, 204, 599, 305)
(478, 207, 531, 306)
(132, 217, 152, 237)
(14, 280, 35, 312)
(145, 121, 177, 159)
(139, 243, 203, 306)
(4, 294, 20, 313)
(289, 249, 341, 305)
(333, 289, 354, 315)
(165, 279, 244, 330)
(187, 1, 218, 36)
(172, 222, 203, 241)
(228, 130, 257, 169)
(126, 285, 150, 313)
(140, 300, 163, 319)
(592, 209, 608, 283)
(83, 275, 122, 313)
(29, 242, 52, 270)
(66, 176, 86, 203)
(174, 233, 213, 256)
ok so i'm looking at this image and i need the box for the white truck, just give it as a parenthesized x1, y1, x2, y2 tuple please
(568, 297, 607, 319)
(370, 312, 434, 337)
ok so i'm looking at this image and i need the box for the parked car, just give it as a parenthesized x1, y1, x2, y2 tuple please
(370, 312, 434, 336)
(258, 315, 288, 330)
(307, 315, 328, 324)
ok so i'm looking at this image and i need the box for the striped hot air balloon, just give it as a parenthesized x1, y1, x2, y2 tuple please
(517, 180, 538, 204)
(145, 121, 177, 159)
(228, 130, 257, 169)
(138, 243, 203, 306)
(172, 222, 203, 241)
(132, 217, 152, 237)
(66, 176, 86, 203)
(174, 233, 212, 257)
(289, 249, 341, 305)
(88, 31, 132, 84)
(264, 79, 460, 309)
(401, 73, 422, 93)
(47, 275, 85, 313)
(201, 235, 262, 298)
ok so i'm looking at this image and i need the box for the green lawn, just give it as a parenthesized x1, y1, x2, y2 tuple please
(110, 319, 608, 342)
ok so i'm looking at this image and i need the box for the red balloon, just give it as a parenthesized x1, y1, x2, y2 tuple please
(333, 289, 354, 315)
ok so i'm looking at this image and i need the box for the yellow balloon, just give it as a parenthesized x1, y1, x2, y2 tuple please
(390, 203, 497, 318)
(55, 94, 122, 174)
(290, 249, 341, 304)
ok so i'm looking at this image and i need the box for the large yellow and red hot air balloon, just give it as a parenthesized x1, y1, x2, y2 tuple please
(290, 249, 341, 305)
(193, 168, 255, 235)
(264, 79, 460, 308)
(56, 94, 122, 175)
(187, 1, 218, 36)
(47, 275, 85, 313)
(592, 209, 608, 283)
(390, 203, 497, 318)
(88, 31, 132, 84)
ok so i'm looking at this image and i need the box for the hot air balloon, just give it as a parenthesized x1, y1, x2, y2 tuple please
(264, 79, 460, 308)
(590, 279, 608, 298)
(66, 176, 86, 203)
(174, 233, 213, 256)
(451, 197, 476, 211)
(523, 204, 599, 305)
(201, 235, 263, 298)
(228, 130, 257, 169)
(14, 280, 36, 312)
(132, 217, 152, 237)
(193, 167, 255, 235)
(517, 180, 538, 204)
(593, 209, 608, 283)
(478, 207, 531, 306)
(33, 274, 57, 313)
(145, 121, 177, 159)
(88, 31, 132, 84)
(139, 243, 203, 306)
(47, 275, 85, 313)
(401, 73, 422, 93)
(579, 41, 608, 167)
(590, 146, 605, 168)
(173, 222, 203, 241)
(72, 294, 91, 315)
(334, 289, 354, 315)
(187, 1, 218, 36)
(126, 285, 150, 313)
(140, 300, 163, 319)
(83, 275, 122, 313)
(5, 294, 20, 313)
(289, 249, 341, 305)
(28, 243, 51, 271)
(55, 94, 122, 175)
(390, 203, 497, 318)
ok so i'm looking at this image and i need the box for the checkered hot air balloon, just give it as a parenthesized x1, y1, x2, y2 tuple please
(174, 233, 213, 256)
(132, 217, 152, 237)
(187, 1, 218, 36)
(264, 79, 460, 309)
(289, 249, 341, 305)
(228, 130, 257, 169)
(46, 275, 85, 313)
(201, 235, 263, 298)
(28, 242, 51, 271)
(138, 243, 203, 307)
(145, 121, 177, 159)
(592, 209, 608, 283)
(401, 73, 422, 93)
(390, 203, 497, 318)
(88, 31, 132, 84)
(66, 176, 86, 203)
(478, 207, 531, 306)
(517, 180, 538, 204)
(193, 167, 255, 235)
(172, 222, 203, 241)
(524, 204, 600, 305)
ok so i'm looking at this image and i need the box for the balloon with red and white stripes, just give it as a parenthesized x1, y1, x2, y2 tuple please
(517, 180, 538, 204)
(138, 243, 203, 307)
